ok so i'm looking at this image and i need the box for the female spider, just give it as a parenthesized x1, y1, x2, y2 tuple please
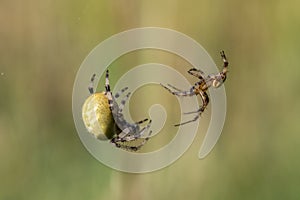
(82, 70, 152, 151)
(161, 51, 229, 126)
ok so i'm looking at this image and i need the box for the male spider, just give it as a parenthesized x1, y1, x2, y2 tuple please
(161, 51, 229, 126)
(82, 70, 152, 151)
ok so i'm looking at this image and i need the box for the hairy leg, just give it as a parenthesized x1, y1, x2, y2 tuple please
(88, 74, 96, 94)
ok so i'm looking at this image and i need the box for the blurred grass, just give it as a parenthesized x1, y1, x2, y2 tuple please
(1, 0, 300, 199)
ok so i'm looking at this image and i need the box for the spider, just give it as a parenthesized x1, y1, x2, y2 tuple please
(161, 50, 229, 126)
(82, 70, 152, 151)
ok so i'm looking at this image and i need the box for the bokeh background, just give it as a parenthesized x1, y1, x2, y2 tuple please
(1, 0, 300, 199)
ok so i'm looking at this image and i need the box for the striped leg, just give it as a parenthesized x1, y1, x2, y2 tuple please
(112, 130, 152, 152)
(220, 50, 228, 68)
(206, 51, 229, 88)
(112, 142, 142, 151)
(113, 124, 132, 141)
(111, 122, 152, 151)
(219, 50, 229, 85)
(160, 83, 196, 97)
(130, 130, 152, 151)
(175, 91, 209, 126)
(175, 115, 201, 127)
(105, 70, 114, 111)
(116, 119, 152, 142)
(131, 119, 152, 140)
(166, 84, 184, 92)
(118, 92, 131, 113)
(114, 87, 129, 99)
(88, 74, 96, 94)
(135, 118, 148, 124)
(188, 68, 205, 80)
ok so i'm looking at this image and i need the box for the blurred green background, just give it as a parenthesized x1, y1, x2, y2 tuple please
(1, 0, 300, 199)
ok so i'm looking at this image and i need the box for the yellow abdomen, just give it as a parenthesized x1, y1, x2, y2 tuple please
(82, 93, 116, 140)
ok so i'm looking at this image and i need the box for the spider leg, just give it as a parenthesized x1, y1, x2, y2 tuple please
(219, 50, 229, 83)
(134, 119, 152, 139)
(131, 130, 152, 151)
(121, 127, 147, 142)
(113, 119, 149, 142)
(166, 84, 184, 92)
(111, 141, 141, 152)
(104, 70, 115, 112)
(183, 110, 202, 115)
(183, 89, 207, 115)
(160, 83, 196, 97)
(88, 74, 96, 94)
(135, 118, 148, 124)
(205, 51, 229, 88)
(175, 91, 209, 126)
(188, 68, 205, 80)
(174, 115, 200, 127)
(111, 130, 152, 152)
(220, 50, 229, 69)
(114, 118, 149, 144)
(114, 87, 129, 99)
(118, 92, 131, 113)
(113, 104, 148, 133)
(119, 119, 152, 142)
(111, 121, 152, 152)
(114, 126, 132, 141)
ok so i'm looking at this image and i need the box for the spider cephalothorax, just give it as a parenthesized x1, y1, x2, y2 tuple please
(161, 51, 229, 126)
(82, 70, 152, 151)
